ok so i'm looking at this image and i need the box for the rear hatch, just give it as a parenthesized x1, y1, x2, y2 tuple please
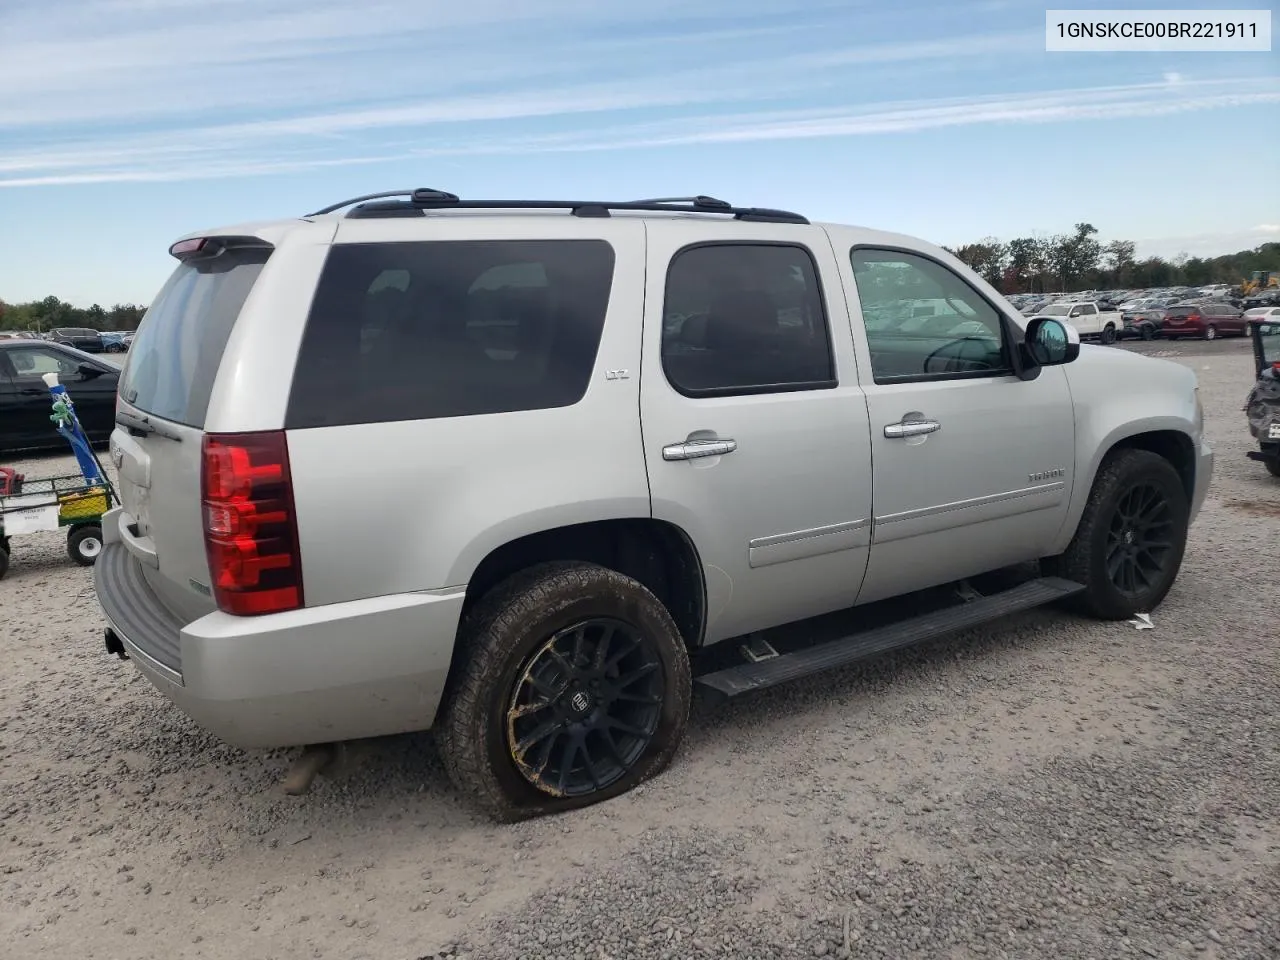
(112, 238, 272, 624)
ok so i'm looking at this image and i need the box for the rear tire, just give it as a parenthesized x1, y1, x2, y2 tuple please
(1140, 325, 1155, 341)
(1266, 457, 1280, 479)
(67, 524, 103, 566)
(436, 561, 692, 822)
(1100, 323, 1117, 345)
(0, 545, 8, 580)
(1042, 449, 1189, 620)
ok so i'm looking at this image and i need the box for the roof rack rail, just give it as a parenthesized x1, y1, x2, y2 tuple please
(305, 190, 808, 224)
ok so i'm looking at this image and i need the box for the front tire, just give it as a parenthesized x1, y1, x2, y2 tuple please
(437, 561, 692, 821)
(1204, 325, 1217, 341)
(1043, 449, 1189, 620)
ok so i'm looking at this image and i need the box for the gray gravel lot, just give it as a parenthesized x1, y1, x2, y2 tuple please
(2, 338, 1277, 960)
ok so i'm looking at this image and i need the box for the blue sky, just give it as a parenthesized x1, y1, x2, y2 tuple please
(1, 0, 1277, 307)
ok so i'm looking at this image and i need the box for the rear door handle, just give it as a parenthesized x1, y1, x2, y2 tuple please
(663, 438, 737, 461)
(884, 418, 941, 439)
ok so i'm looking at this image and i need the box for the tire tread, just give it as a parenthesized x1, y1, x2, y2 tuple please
(1044, 448, 1189, 620)
(436, 561, 691, 822)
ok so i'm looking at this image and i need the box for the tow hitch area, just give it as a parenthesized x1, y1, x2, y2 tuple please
(104, 628, 128, 660)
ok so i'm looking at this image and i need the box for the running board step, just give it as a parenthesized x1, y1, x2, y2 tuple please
(694, 576, 1085, 702)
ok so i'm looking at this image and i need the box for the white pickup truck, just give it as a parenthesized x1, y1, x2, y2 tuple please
(1029, 301, 1122, 345)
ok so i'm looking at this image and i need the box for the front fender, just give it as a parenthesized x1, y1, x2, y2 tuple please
(1048, 350, 1202, 555)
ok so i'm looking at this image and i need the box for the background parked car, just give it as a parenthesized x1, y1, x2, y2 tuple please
(1161, 301, 1248, 340)
(0, 340, 119, 454)
(48, 327, 105, 353)
(1243, 289, 1280, 309)
(1120, 307, 1166, 340)
(1244, 306, 1280, 333)
(100, 331, 133, 353)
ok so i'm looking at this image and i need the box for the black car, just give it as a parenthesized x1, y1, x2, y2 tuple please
(1120, 307, 1166, 340)
(0, 340, 119, 454)
(49, 327, 105, 353)
(1243, 290, 1280, 309)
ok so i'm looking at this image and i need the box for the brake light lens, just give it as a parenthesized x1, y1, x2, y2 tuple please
(201, 431, 303, 616)
(169, 237, 207, 259)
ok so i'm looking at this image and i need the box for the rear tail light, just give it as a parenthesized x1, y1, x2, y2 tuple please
(201, 431, 303, 616)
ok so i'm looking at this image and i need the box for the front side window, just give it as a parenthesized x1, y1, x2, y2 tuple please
(848, 248, 1010, 383)
(661, 243, 835, 396)
(286, 240, 615, 428)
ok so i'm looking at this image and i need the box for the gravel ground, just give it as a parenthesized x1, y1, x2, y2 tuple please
(2, 339, 1277, 960)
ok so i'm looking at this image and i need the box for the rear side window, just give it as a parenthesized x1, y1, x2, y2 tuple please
(660, 243, 835, 396)
(118, 247, 270, 427)
(1166, 307, 1196, 318)
(285, 240, 615, 428)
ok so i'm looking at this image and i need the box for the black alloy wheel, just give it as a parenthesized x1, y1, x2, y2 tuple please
(506, 618, 664, 798)
(1104, 483, 1175, 600)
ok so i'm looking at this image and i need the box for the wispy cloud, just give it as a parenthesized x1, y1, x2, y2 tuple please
(2, 0, 1276, 189)
(4, 74, 1276, 188)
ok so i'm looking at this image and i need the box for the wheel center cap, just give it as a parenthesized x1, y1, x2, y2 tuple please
(568, 690, 593, 717)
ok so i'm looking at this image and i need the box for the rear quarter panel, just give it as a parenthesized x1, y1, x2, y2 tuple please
(1047, 346, 1201, 555)
(282, 216, 651, 605)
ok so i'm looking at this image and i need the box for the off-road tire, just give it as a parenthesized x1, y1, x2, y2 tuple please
(436, 561, 692, 822)
(1042, 448, 1189, 620)
(1100, 323, 1117, 345)
(67, 524, 103, 566)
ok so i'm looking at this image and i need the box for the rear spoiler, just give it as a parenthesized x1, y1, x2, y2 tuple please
(169, 235, 274, 262)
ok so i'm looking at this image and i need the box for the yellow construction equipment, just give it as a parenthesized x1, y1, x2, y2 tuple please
(1241, 271, 1279, 295)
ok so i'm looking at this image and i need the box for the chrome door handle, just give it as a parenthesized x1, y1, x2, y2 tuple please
(884, 418, 940, 439)
(663, 438, 737, 461)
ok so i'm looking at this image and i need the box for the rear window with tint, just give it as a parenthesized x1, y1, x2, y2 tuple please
(118, 247, 270, 427)
(285, 240, 615, 429)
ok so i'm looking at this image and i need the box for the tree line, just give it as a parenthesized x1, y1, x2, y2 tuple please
(0, 296, 146, 333)
(943, 225, 1279, 295)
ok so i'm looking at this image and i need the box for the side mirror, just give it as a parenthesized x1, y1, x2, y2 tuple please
(1025, 317, 1080, 366)
(77, 363, 105, 380)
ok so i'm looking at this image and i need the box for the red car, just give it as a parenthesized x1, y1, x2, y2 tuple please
(1161, 301, 1248, 341)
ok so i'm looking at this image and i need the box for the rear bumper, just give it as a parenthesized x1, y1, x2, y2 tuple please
(93, 536, 466, 749)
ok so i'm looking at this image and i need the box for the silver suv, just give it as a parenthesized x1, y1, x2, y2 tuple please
(95, 191, 1212, 820)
